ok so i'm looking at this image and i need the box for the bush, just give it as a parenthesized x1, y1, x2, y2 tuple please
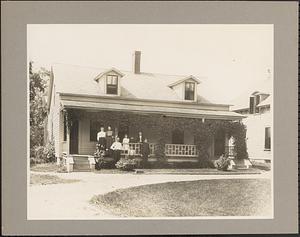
(198, 159, 215, 168)
(31, 141, 55, 165)
(115, 158, 137, 171)
(214, 155, 231, 171)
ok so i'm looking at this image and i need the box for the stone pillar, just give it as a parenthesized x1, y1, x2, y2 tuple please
(66, 156, 74, 173)
(88, 156, 96, 171)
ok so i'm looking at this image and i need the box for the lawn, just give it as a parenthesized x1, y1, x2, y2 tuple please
(30, 162, 59, 172)
(30, 174, 79, 185)
(91, 179, 271, 217)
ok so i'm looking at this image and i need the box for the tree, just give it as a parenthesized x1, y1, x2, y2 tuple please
(29, 61, 49, 157)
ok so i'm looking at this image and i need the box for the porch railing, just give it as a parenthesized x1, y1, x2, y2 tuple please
(164, 144, 198, 157)
(120, 143, 156, 156)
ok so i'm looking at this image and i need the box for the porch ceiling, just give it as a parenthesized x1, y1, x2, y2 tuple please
(61, 100, 246, 120)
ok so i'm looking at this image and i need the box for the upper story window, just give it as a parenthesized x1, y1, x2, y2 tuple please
(106, 75, 118, 95)
(184, 82, 195, 101)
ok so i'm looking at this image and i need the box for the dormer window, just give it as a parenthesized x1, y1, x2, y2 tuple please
(106, 75, 118, 95)
(184, 82, 195, 101)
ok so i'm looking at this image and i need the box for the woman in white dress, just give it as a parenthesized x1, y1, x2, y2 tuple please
(122, 134, 130, 155)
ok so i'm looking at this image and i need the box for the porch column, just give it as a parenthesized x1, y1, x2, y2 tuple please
(224, 133, 229, 157)
(66, 127, 70, 155)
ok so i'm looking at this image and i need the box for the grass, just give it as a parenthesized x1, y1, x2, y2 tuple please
(91, 179, 271, 217)
(30, 162, 59, 172)
(30, 174, 79, 185)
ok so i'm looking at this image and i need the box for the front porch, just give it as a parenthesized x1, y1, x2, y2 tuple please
(60, 109, 240, 165)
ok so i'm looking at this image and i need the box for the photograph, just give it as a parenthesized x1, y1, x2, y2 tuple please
(27, 24, 273, 220)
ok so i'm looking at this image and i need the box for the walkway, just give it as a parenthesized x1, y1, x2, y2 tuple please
(28, 170, 271, 219)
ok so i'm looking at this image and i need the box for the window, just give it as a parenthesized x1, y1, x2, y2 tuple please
(249, 96, 255, 114)
(90, 120, 101, 141)
(106, 75, 118, 95)
(184, 82, 195, 101)
(264, 127, 271, 150)
(63, 114, 67, 141)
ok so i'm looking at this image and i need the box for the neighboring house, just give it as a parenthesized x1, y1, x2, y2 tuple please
(231, 78, 272, 163)
(45, 51, 245, 166)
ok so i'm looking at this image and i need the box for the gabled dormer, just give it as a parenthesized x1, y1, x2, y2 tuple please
(168, 76, 201, 102)
(249, 91, 270, 114)
(94, 68, 124, 96)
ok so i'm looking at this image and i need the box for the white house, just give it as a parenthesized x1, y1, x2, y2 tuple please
(231, 78, 272, 163)
(45, 51, 245, 171)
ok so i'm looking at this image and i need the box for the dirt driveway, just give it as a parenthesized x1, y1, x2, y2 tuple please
(28, 171, 271, 219)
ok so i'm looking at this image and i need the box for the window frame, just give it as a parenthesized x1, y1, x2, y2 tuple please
(184, 82, 195, 101)
(264, 127, 271, 151)
(106, 74, 118, 95)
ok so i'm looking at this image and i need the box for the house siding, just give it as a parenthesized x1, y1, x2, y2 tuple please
(47, 85, 62, 158)
(242, 110, 272, 161)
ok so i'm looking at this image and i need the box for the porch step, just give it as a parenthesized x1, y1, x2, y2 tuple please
(72, 155, 91, 171)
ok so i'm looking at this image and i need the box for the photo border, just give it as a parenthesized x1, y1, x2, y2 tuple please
(2, 1, 298, 235)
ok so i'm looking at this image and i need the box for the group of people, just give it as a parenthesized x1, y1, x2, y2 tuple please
(96, 126, 150, 163)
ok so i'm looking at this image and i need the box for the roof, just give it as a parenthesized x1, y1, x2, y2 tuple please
(257, 94, 272, 107)
(230, 78, 272, 111)
(61, 99, 245, 120)
(168, 75, 201, 88)
(51, 63, 213, 103)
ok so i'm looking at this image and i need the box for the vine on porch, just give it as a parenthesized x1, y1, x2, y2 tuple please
(64, 109, 248, 163)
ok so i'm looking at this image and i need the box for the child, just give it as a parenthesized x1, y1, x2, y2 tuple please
(110, 137, 123, 162)
(122, 134, 130, 156)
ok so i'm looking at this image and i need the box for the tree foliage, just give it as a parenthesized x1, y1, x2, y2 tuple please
(29, 61, 49, 157)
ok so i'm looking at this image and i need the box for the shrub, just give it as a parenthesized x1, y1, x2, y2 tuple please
(214, 155, 231, 171)
(32, 141, 55, 164)
(198, 159, 215, 168)
(115, 158, 137, 171)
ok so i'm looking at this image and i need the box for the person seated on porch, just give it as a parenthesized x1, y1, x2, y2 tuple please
(122, 134, 130, 155)
(110, 137, 123, 162)
(106, 126, 113, 156)
(141, 138, 150, 166)
(136, 131, 144, 143)
(97, 127, 106, 151)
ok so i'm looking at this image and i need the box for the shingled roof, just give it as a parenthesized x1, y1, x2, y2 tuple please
(51, 63, 212, 104)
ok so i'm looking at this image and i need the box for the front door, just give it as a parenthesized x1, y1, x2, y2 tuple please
(70, 120, 79, 154)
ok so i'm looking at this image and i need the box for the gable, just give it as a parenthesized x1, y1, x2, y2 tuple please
(167, 75, 201, 88)
(94, 68, 124, 82)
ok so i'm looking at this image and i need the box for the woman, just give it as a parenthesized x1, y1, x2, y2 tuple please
(97, 127, 106, 151)
(122, 134, 130, 155)
(106, 126, 114, 156)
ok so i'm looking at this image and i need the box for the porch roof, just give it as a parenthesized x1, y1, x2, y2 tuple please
(61, 100, 245, 120)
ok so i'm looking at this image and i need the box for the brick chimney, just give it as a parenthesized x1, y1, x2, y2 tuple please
(132, 51, 141, 74)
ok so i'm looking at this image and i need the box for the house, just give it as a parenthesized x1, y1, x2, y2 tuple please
(45, 51, 245, 171)
(230, 77, 272, 163)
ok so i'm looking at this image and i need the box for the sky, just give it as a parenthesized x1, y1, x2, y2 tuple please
(27, 24, 273, 103)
